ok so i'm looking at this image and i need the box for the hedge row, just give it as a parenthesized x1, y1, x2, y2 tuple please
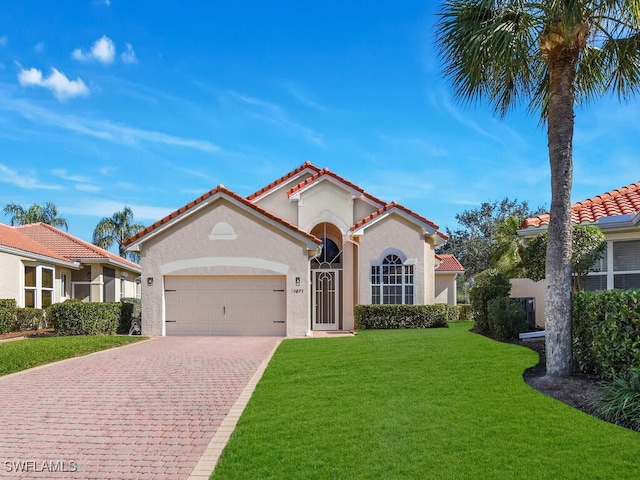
(0, 299, 46, 334)
(355, 304, 451, 330)
(486, 298, 528, 341)
(47, 300, 122, 336)
(119, 297, 141, 334)
(573, 289, 640, 379)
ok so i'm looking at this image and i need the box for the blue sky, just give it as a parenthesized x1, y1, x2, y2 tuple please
(1, 1, 639, 249)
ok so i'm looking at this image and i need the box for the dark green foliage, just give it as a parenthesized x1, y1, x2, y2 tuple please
(521, 225, 606, 291)
(596, 369, 640, 431)
(355, 305, 449, 330)
(468, 269, 511, 334)
(456, 304, 473, 322)
(0, 299, 17, 334)
(486, 298, 528, 340)
(47, 300, 121, 335)
(14, 308, 45, 331)
(572, 289, 640, 379)
(119, 297, 141, 334)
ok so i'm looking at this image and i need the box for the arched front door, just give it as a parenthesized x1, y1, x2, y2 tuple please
(311, 227, 342, 331)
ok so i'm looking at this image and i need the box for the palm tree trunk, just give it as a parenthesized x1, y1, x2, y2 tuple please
(545, 49, 577, 378)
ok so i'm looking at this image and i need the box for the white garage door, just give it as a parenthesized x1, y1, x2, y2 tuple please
(164, 276, 286, 336)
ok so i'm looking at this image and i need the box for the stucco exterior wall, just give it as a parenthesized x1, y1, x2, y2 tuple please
(252, 173, 314, 226)
(510, 278, 546, 327)
(435, 273, 457, 305)
(138, 200, 312, 336)
(356, 216, 427, 305)
(353, 198, 379, 224)
(298, 183, 354, 233)
(0, 252, 22, 304)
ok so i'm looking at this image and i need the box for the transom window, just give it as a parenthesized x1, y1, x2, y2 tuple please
(371, 254, 414, 304)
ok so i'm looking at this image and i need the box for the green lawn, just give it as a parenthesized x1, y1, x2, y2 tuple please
(212, 323, 640, 479)
(0, 335, 146, 376)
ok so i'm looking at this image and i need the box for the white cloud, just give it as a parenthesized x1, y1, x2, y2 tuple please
(0, 163, 62, 190)
(72, 35, 115, 65)
(64, 199, 171, 221)
(17, 67, 90, 101)
(51, 168, 93, 183)
(94, 0, 111, 6)
(0, 94, 224, 153)
(121, 43, 137, 64)
(34, 42, 44, 53)
(0, 36, 7, 46)
(76, 184, 101, 193)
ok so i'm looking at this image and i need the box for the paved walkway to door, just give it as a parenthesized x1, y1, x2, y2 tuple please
(0, 336, 281, 479)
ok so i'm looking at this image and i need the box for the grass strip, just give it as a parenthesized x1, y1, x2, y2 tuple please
(0, 335, 146, 376)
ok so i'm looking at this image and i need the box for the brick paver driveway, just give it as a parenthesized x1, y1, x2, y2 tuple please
(0, 336, 281, 479)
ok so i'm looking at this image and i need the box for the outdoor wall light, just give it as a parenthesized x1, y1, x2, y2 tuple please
(147, 277, 154, 286)
(295, 277, 300, 286)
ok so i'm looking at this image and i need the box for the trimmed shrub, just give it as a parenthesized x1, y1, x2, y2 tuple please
(47, 300, 121, 336)
(119, 297, 142, 334)
(455, 304, 472, 322)
(13, 308, 45, 331)
(469, 269, 511, 335)
(0, 299, 17, 334)
(596, 369, 640, 432)
(355, 304, 449, 330)
(573, 289, 640, 379)
(486, 297, 528, 341)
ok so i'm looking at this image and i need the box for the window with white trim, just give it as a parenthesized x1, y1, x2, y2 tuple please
(24, 265, 55, 308)
(371, 254, 414, 304)
(585, 240, 640, 290)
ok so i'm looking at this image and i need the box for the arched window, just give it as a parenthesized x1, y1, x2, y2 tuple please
(371, 254, 414, 304)
(312, 238, 342, 269)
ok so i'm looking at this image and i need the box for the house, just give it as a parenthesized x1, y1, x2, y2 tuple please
(513, 181, 640, 327)
(0, 222, 141, 309)
(125, 161, 460, 337)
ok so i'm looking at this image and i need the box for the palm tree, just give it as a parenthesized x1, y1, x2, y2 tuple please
(2, 202, 69, 231)
(436, 0, 640, 377)
(93, 206, 145, 261)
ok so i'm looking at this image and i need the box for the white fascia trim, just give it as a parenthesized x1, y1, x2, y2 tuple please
(160, 257, 290, 275)
(127, 191, 320, 252)
(352, 209, 438, 237)
(252, 168, 318, 203)
(76, 257, 141, 273)
(0, 245, 80, 269)
(289, 176, 383, 209)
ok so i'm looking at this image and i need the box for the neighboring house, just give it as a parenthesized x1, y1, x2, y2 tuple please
(125, 161, 461, 337)
(0, 222, 141, 309)
(435, 254, 465, 305)
(513, 181, 640, 327)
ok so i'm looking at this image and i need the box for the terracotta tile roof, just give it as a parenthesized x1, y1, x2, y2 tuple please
(522, 181, 640, 228)
(435, 254, 464, 272)
(286, 167, 386, 207)
(16, 223, 140, 271)
(247, 161, 322, 201)
(125, 185, 322, 247)
(0, 223, 72, 264)
(350, 201, 446, 240)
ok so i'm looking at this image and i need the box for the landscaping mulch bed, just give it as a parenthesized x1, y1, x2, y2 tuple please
(522, 339, 603, 419)
(0, 328, 55, 342)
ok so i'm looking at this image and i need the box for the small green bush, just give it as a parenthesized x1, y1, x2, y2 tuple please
(486, 298, 528, 341)
(596, 369, 640, 432)
(0, 299, 17, 334)
(469, 269, 511, 335)
(355, 304, 449, 330)
(455, 304, 472, 322)
(47, 300, 121, 336)
(572, 289, 640, 379)
(13, 308, 45, 331)
(119, 297, 141, 334)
